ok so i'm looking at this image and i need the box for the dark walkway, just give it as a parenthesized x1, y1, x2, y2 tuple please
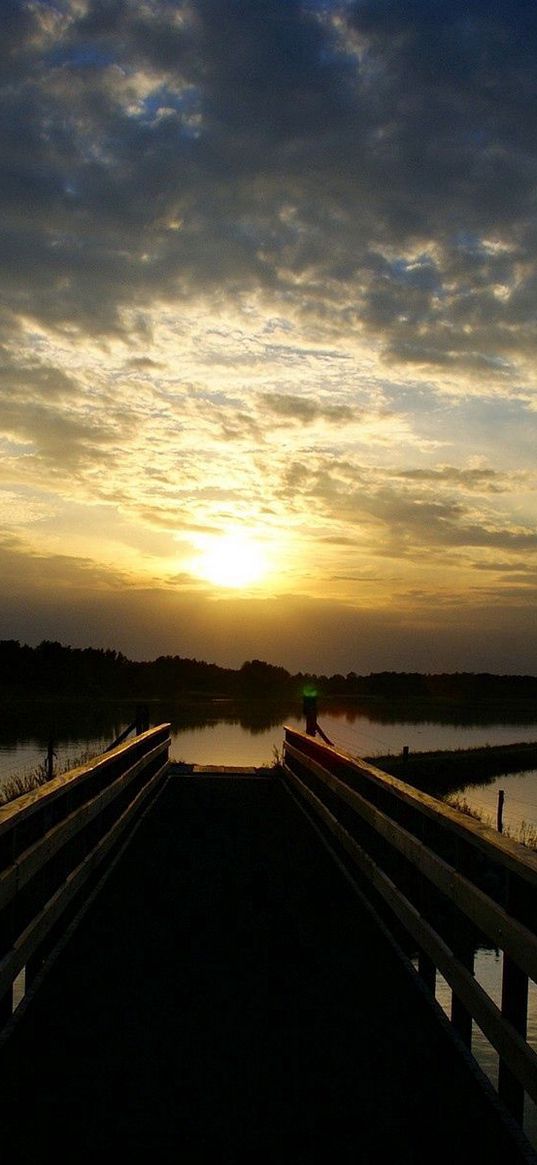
(0, 776, 531, 1162)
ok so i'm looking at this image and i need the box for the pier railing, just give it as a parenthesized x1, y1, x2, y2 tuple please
(283, 725, 537, 1127)
(0, 723, 171, 1028)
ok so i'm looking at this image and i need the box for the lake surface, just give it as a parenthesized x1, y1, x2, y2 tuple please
(6, 697, 537, 834)
(168, 706, 537, 838)
(3, 696, 537, 1146)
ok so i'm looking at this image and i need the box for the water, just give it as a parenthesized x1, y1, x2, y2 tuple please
(446, 769, 537, 839)
(3, 695, 537, 774)
(3, 696, 537, 839)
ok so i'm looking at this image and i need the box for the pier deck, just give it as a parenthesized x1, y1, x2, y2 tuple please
(0, 773, 532, 1162)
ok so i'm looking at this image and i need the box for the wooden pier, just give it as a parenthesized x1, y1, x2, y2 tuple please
(0, 725, 536, 1162)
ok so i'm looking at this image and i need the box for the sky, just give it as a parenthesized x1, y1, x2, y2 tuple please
(1, 0, 537, 675)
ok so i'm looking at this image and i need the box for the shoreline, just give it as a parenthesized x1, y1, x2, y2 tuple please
(367, 740, 537, 796)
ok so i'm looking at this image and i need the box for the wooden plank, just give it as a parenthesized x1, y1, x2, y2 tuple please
(284, 741, 537, 981)
(283, 765, 537, 1107)
(0, 760, 168, 1003)
(0, 739, 169, 913)
(284, 728, 537, 887)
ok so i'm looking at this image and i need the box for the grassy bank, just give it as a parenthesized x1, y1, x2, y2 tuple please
(366, 740, 537, 797)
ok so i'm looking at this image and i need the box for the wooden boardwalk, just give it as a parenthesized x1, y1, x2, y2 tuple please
(0, 772, 533, 1163)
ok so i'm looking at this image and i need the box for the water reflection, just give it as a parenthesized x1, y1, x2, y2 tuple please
(0, 698, 303, 783)
(2, 696, 537, 788)
(328, 698, 537, 729)
(0, 699, 132, 751)
(160, 698, 300, 735)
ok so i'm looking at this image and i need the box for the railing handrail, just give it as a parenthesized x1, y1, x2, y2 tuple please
(0, 725, 169, 836)
(0, 735, 170, 913)
(283, 726, 537, 886)
(284, 737, 537, 979)
(282, 725, 537, 1130)
(0, 724, 171, 1029)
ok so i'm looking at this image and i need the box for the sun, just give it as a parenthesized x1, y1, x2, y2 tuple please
(193, 533, 267, 589)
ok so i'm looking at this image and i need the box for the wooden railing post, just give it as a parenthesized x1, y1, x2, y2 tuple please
(303, 693, 317, 737)
(499, 874, 529, 1123)
(417, 863, 436, 993)
(450, 924, 475, 1048)
(0, 985, 12, 1026)
(450, 839, 475, 1048)
(498, 956, 528, 1123)
(136, 705, 149, 734)
(417, 950, 436, 994)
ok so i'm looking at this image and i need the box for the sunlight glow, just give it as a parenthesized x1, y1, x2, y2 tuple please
(193, 533, 268, 589)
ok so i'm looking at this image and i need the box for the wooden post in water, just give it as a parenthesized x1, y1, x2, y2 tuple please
(497, 789, 505, 833)
(303, 693, 317, 737)
(46, 739, 55, 781)
(135, 705, 149, 734)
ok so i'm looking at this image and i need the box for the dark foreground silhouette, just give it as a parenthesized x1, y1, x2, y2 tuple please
(0, 776, 531, 1163)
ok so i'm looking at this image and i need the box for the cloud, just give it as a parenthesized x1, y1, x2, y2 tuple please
(0, 0, 536, 372)
(388, 466, 525, 494)
(0, 399, 121, 466)
(1, 2, 537, 672)
(260, 392, 357, 424)
(0, 529, 132, 591)
(277, 452, 537, 562)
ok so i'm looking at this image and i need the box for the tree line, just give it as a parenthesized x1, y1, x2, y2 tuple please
(1, 639, 537, 702)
